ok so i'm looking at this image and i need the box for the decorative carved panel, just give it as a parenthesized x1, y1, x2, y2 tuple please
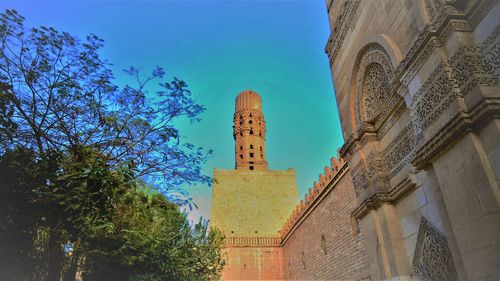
(412, 63, 455, 132)
(383, 121, 421, 178)
(425, 0, 444, 21)
(325, 0, 361, 63)
(351, 162, 369, 199)
(354, 45, 396, 127)
(450, 46, 498, 96)
(413, 217, 457, 281)
(363, 63, 391, 121)
(481, 26, 500, 77)
(350, 151, 389, 200)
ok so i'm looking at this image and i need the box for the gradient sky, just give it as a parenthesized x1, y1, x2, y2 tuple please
(2, 0, 344, 221)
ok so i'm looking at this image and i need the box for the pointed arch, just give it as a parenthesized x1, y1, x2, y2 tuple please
(347, 34, 404, 134)
(352, 43, 395, 127)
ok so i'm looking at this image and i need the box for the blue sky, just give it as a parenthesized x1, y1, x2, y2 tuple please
(1, 0, 344, 221)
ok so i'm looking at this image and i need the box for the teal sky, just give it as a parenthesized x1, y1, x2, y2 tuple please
(2, 0, 344, 221)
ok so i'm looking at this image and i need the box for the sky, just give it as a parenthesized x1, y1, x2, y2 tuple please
(1, 0, 344, 221)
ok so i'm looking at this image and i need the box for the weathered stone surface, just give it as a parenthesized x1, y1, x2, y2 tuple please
(210, 90, 299, 280)
(211, 169, 298, 238)
(210, 1, 500, 280)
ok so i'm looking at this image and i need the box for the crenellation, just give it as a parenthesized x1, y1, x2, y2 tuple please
(279, 155, 348, 240)
(319, 173, 326, 187)
(210, 1, 499, 279)
(324, 166, 332, 179)
(313, 181, 320, 192)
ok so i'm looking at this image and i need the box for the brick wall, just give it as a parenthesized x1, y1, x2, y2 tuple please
(281, 169, 370, 280)
(222, 247, 284, 280)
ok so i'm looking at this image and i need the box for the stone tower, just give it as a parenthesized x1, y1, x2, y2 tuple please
(210, 90, 299, 280)
(233, 90, 268, 171)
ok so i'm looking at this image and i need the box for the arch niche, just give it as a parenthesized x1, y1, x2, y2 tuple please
(347, 34, 405, 138)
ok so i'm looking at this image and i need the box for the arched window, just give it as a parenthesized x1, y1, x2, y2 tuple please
(301, 251, 306, 269)
(321, 235, 327, 254)
(353, 44, 396, 128)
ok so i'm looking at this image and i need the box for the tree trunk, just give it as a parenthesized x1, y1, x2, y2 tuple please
(47, 229, 64, 281)
(63, 245, 79, 281)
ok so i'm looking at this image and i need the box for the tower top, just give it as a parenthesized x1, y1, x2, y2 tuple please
(233, 89, 268, 171)
(236, 90, 262, 111)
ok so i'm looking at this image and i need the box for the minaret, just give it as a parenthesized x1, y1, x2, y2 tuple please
(211, 89, 298, 280)
(233, 90, 268, 171)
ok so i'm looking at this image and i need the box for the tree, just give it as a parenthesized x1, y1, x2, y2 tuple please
(0, 9, 224, 281)
(81, 186, 225, 281)
(0, 9, 211, 202)
(0, 148, 55, 280)
(0, 147, 226, 281)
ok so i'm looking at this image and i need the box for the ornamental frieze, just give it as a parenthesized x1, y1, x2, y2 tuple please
(413, 217, 457, 281)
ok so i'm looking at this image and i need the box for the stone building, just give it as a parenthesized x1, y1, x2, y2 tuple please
(321, 0, 499, 280)
(210, 90, 299, 280)
(211, 0, 500, 280)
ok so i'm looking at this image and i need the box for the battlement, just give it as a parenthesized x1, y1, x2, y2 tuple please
(279, 154, 348, 240)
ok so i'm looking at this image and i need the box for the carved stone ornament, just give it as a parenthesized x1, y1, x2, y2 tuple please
(413, 217, 457, 281)
(363, 63, 391, 121)
(325, 0, 361, 63)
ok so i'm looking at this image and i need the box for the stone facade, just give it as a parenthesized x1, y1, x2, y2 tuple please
(324, 0, 500, 280)
(211, 0, 500, 280)
(210, 90, 299, 280)
(211, 169, 298, 238)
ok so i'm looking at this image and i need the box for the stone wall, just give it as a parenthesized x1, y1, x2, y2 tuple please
(211, 169, 299, 280)
(223, 246, 284, 280)
(211, 169, 298, 237)
(326, 0, 500, 280)
(280, 161, 370, 280)
(210, 1, 500, 279)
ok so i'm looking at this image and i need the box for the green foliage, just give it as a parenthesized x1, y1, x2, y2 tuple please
(83, 187, 225, 281)
(0, 8, 225, 281)
(0, 8, 211, 205)
(0, 148, 49, 280)
(0, 148, 226, 281)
